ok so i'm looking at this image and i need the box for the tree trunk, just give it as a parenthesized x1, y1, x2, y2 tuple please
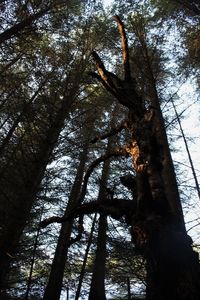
(89, 215, 107, 300)
(91, 15, 200, 300)
(43, 139, 90, 300)
(0, 7, 50, 44)
(75, 214, 97, 300)
(171, 99, 200, 200)
(89, 134, 113, 300)
(145, 226, 200, 300)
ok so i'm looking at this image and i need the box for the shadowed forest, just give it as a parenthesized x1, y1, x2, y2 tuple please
(0, 0, 200, 299)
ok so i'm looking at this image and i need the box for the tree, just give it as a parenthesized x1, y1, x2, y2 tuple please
(43, 118, 94, 300)
(0, 0, 103, 289)
(63, 14, 200, 300)
(89, 134, 113, 300)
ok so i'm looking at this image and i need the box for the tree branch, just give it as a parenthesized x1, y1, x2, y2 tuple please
(114, 15, 131, 81)
(77, 148, 127, 204)
(91, 120, 128, 143)
(91, 51, 120, 98)
(40, 197, 136, 228)
(89, 71, 118, 97)
(40, 149, 127, 228)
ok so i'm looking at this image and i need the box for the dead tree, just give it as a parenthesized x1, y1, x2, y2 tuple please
(89, 15, 200, 300)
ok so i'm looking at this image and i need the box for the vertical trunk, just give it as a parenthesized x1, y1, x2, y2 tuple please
(145, 224, 200, 300)
(24, 207, 44, 300)
(171, 100, 200, 200)
(75, 214, 97, 300)
(89, 215, 108, 300)
(89, 135, 113, 300)
(43, 139, 90, 300)
(84, 14, 200, 300)
(133, 34, 200, 300)
(139, 39, 185, 231)
(127, 277, 131, 300)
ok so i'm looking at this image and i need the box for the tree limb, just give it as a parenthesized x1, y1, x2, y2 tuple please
(40, 149, 127, 228)
(91, 120, 128, 143)
(40, 197, 136, 228)
(114, 15, 131, 81)
(78, 148, 127, 204)
(91, 51, 120, 98)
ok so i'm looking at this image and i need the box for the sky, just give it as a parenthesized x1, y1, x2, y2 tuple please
(102, 0, 113, 8)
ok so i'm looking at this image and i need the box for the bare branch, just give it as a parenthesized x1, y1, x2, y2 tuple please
(40, 216, 65, 228)
(114, 15, 131, 81)
(40, 197, 136, 228)
(91, 120, 128, 143)
(78, 148, 127, 203)
(40, 149, 127, 228)
(91, 51, 119, 98)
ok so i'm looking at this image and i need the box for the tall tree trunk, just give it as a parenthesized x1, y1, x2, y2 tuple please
(43, 138, 90, 300)
(171, 99, 200, 200)
(75, 214, 97, 300)
(89, 215, 107, 300)
(135, 36, 200, 299)
(89, 134, 113, 300)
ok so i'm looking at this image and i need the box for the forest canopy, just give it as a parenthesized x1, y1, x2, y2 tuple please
(0, 0, 200, 299)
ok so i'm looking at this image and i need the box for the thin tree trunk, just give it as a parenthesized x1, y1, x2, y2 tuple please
(24, 206, 44, 300)
(171, 99, 200, 200)
(75, 214, 97, 300)
(89, 133, 113, 300)
(0, 8, 50, 44)
(43, 136, 90, 300)
(89, 215, 107, 300)
(127, 277, 131, 300)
